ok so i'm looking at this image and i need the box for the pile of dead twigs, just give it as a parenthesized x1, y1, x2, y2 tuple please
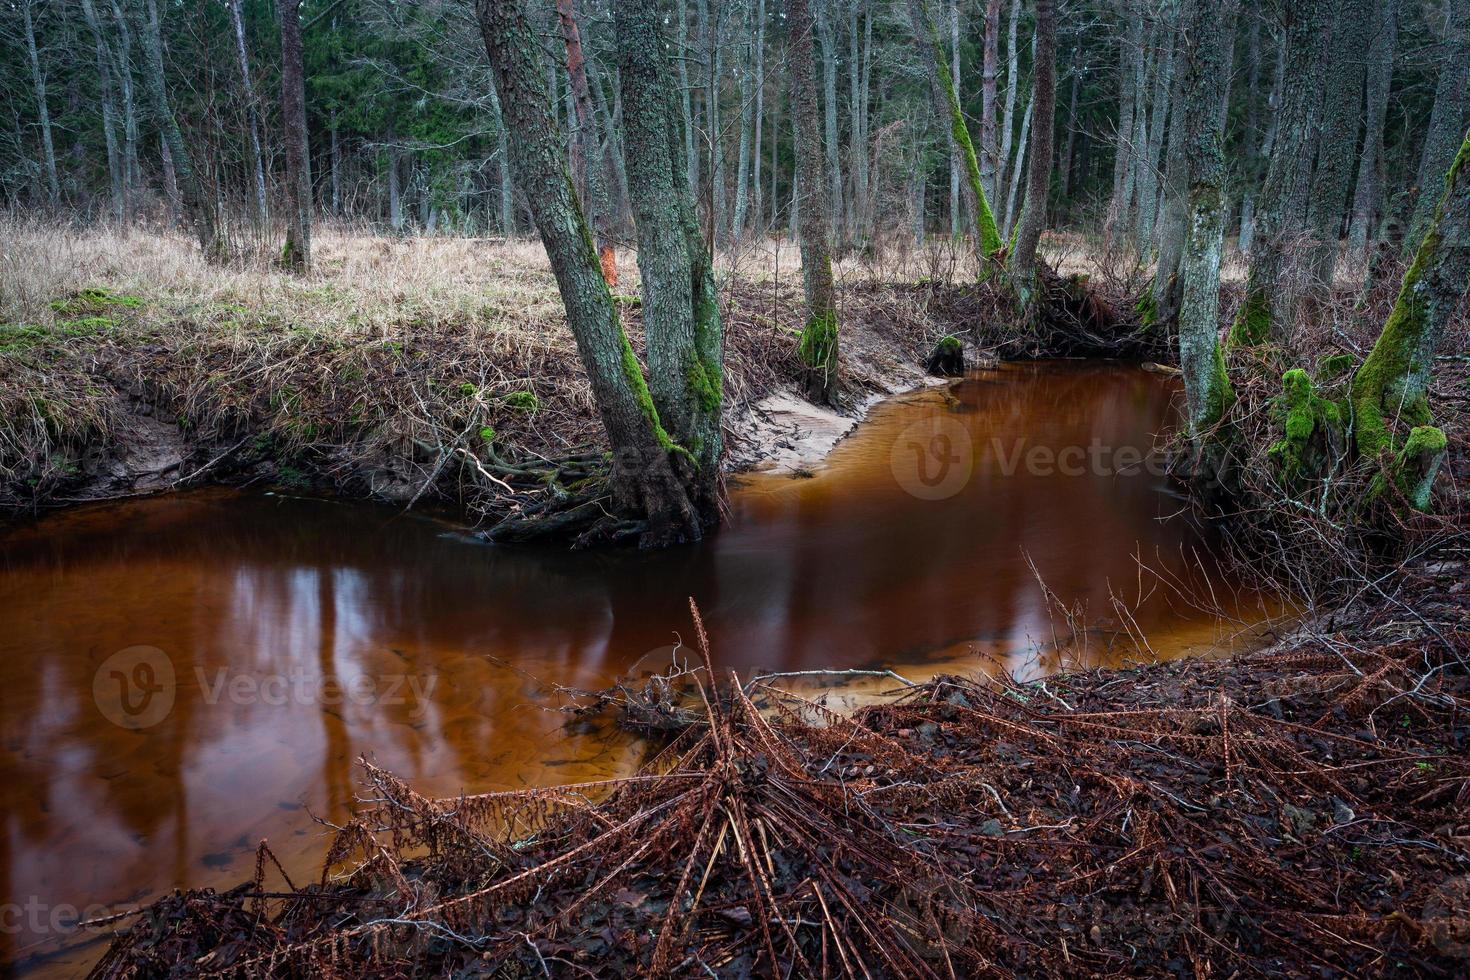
(91, 588, 1469, 978)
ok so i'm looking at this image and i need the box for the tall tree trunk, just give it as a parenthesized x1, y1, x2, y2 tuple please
(850, 0, 872, 243)
(677, 0, 699, 200)
(788, 0, 839, 404)
(1346, 0, 1397, 267)
(1003, 87, 1032, 238)
(1228, 0, 1331, 346)
(227, 0, 268, 226)
(81, 0, 125, 221)
(948, 0, 962, 238)
(476, 0, 709, 546)
(556, 0, 616, 282)
(1009, 0, 1055, 299)
(1105, 4, 1144, 244)
(107, 0, 139, 218)
(280, 0, 311, 272)
(905, 0, 1003, 267)
(616, 0, 724, 510)
(1176, 0, 1239, 438)
(733, 0, 757, 240)
(158, 129, 179, 217)
(1152, 30, 1190, 319)
(1404, 5, 1470, 255)
(816, 0, 843, 245)
(329, 112, 341, 215)
(1135, 3, 1178, 250)
(980, 0, 1000, 204)
(1350, 128, 1468, 498)
(388, 147, 403, 232)
(1305, 0, 1370, 297)
(138, 0, 219, 256)
(1059, 60, 1079, 204)
(751, 0, 766, 233)
(997, 0, 1022, 226)
(1240, 38, 1285, 253)
(20, 0, 60, 206)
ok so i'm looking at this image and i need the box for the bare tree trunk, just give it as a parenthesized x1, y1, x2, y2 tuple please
(20, 0, 60, 206)
(787, 0, 839, 404)
(227, 0, 268, 226)
(1009, 0, 1055, 299)
(139, 0, 220, 256)
(476, 0, 710, 546)
(677, 0, 698, 200)
(1135, 3, 1178, 250)
(388, 146, 403, 232)
(1304, 0, 1370, 297)
(733, 0, 757, 240)
(849, 0, 872, 244)
(1059, 60, 1079, 204)
(280, 0, 311, 271)
(949, 0, 961, 238)
(1240, 39, 1286, 254)
(1003, 86, 1032, 238)
(556, 0, 616, 282)
(329, 112, 341, 215)
(158, 130, 179, 217)
(1176, 0, 1239, 438)
(1346, 0, 1397, 267)
(107, 0, 139, 219)
(997, 0, 1022, 225)
(816, 0, 843, 245)
(81, 0, 125, 221)
(1105, 4, 1144, 243)
(981, 0, 1000, 204)
(1404, 4, 1470, 255)
(1229, 0, 1331, 345)
(751, 0, 766, 232)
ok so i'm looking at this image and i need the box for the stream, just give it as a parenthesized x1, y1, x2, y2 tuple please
(0, 361, 1278, 975)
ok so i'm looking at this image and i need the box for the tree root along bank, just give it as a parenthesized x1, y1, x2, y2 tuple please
(92, 580, 1469, 977)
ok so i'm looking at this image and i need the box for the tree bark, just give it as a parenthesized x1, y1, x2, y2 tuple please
(138, 0, 219, 256)
(1404, 5, 1470, 256)
(280, 0, 311, 272)
(556, 0, 616, 282)
(733, 0, 757, 240)
(1009, 0, 1055, 298)
(1351, 129, 1469, 475)
(787, 0, 840, 404)
(1003, 86, 1032, 239)
(751, 0, 766, 234)
(981, 0, 1000, 204)
(1240, 38, 1285, 254)
(905, 0, 1003, 266)
(816, 0, 843, 245)
(677, 0, 698, 200)
(948, 0, 962, 238)
(80, 0, 125, 221)
(227, 0, 268, 227)
(1135, 3, 1178, 250)
(476, 0, 709, 546)
(1105, 4, 1144, 244)
(1346, 0, 1397, 267)
(1176, 0, 1239, 437)
(1304, 0, 1370, 296)
(107, 0, 139, 218)
(20, 0, 60, 206)
(1228, 0, 1331, 346)
(616, 0, 724, 508)
(997, 0, 1022, 227)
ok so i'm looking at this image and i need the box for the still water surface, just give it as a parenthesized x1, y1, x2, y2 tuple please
(0, 362, 1275, 974)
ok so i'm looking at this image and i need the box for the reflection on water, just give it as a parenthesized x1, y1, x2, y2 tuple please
(0, 362, 1274, 975)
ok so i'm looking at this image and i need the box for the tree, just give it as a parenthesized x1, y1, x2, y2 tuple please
(281, 0, 311, 272)
(1009, 0, 1055, 297)
(1346, 0, 1398, 266)
(615, 0, 724, 505)
(475, 0, 713, 546)
(19, 0, 59, 206)
(1350, 128, 1469, 493)
(1403, 4, 1470, 254)
(556, 0, 617, 284)
(136, 0, 219, 256)
(1175, 0, 1239, 438)
(227, 0, 267, 226)
(1228, 0, 1330, 346)
(788, 0, 840, 404)
(1303, 0, 1370, 297)
(904, 0, 1003, 267)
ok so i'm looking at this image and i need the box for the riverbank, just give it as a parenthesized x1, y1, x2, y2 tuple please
(0, 222, 973, 520)
(92, 565, 1469, 976)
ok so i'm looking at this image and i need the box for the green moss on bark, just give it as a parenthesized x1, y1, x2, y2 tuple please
(1228, 290, 1271, 348)
(1267, 368, 1343, 481)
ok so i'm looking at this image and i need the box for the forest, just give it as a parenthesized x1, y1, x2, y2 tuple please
(0, 0, 1468, 976)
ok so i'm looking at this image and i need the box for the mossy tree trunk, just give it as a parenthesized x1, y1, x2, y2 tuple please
(476, 0, 707, 546)
(616, 0, 724, 517)
(137, 0, 220, 258)
(280, 0, 311, 273)
(1008, 0, 1055, 299)
(1228, 0, 1330, 347)
(1175, 0, 1238, 438)
(904, 0, 1003, 270)
(788, 0, 840, 404)
(1350, 129, 1470, 470)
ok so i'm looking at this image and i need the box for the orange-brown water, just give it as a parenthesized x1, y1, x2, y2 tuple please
(0, 363, 1279, 975)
